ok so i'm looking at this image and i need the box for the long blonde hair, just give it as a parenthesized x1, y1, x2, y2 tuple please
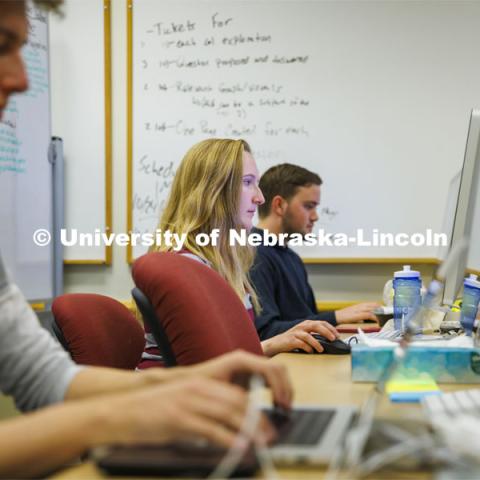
(151, 138, 259, 310)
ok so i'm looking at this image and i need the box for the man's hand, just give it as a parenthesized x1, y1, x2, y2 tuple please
(262, 320, 339, 356)
(335, 302, 381, 324)
(183, 350, 293, 410)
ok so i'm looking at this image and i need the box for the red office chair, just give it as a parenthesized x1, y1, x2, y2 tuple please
(51, 293, 145, 369)
(132, 252, 263, 367)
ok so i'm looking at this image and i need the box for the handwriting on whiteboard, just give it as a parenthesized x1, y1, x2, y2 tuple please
(133, 6, 314, 254)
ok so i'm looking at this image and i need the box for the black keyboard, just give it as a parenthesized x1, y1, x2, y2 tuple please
(265, 408, 335, 446)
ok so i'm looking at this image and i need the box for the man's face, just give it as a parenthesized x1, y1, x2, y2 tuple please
(0, 5, 29, 119)
(281, 184, 320, 236)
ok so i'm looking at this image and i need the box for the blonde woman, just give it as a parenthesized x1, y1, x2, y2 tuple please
(142, 138, 338, 361)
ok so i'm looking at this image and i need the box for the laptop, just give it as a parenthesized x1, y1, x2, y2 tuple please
(263, 404, 356, 465)
(96, 405, 357, 476)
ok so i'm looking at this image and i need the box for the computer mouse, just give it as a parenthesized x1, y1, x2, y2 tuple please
(311, 334, 351, 355)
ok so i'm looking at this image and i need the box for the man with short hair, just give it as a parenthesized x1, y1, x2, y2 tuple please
(0, 2, 292, 477)
(250, 163, 379, 340)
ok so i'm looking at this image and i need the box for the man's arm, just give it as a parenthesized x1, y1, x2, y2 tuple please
(334, 303, 380, 324)
(250, 254, 336, 339)
(310, 310, 337, 325)
(250, 255, 302, 339)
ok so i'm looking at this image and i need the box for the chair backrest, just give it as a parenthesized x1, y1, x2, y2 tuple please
(131, 286, 177, 367)
(51, 293, 145, 369)
(132, 252, 263, 366)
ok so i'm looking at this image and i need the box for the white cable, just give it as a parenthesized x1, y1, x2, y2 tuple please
(325, 436, 350, 480)
(355, 435, 467, 476)
(351, 429, 469, 477)
(353, 434, 434, 477)
(250, 375, 279, 480)
(207, 375, 261, 479)
(207, 374, 278, 479)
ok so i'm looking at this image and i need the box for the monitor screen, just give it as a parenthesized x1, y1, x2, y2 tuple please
(443, 109, 480, 304)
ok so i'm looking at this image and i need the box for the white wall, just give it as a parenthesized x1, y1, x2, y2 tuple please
(63, 0, 437, 304)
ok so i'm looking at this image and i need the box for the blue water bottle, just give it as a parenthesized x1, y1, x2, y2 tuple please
(393, 266, 422, 331)
(460, 274, 480, 336)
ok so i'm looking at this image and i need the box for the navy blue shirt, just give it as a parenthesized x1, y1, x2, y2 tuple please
(249, 228, 337, 340)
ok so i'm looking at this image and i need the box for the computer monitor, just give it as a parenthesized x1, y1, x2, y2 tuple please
(443, 109, 480, 304)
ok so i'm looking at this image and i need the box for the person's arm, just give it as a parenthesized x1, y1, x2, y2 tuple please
(251, 254, 333, 338)
(255, 288, 307, 339)
(0, 281, 292, 410)
(303, 266, 337, 325)
(310, 310, 337, 325)
(0, 377, 275, 479)
(65, 350, 293, 410)
(250, 254, 303, 338)
(64, 366, 171, 401)
(250, 250, 376, 329)
(334, 303, 381, 324)
(261, 320, 338, 357)
(0, 284, 82, 411)
(0, 396, 110, 478)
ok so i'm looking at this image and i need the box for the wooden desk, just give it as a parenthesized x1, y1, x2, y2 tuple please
(51, 352, 470, 479)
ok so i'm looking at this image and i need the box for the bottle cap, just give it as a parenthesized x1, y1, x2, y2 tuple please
(394, 265, 421, 278)
(464, 274, 480, 289)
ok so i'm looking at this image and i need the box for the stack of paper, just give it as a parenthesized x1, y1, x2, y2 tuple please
(386, 373, 441, 403)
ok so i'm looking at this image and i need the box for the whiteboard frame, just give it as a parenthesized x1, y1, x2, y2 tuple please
(50, 0, 112, 265)
(127, 0, 134, 264)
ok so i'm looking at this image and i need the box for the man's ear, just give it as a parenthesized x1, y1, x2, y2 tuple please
(271, 195, 288, 217)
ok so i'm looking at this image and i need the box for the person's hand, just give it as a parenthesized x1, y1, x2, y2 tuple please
(183, 350, 293, 410)
(261, 320, 339, 357)
(335, 302, 381, 324)
(97, 377, 275, 449)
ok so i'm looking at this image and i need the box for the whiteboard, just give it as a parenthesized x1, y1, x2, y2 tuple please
(0, 4, 53, 300)
(50, 0, 110, 263)
(130, 0, 480, 260)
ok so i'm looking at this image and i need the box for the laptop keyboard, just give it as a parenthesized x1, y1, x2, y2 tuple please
(265, 409, 335, 446)
(366, 329, 402, 341)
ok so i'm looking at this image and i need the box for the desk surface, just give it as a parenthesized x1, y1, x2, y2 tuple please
(52, 351, 472, 480)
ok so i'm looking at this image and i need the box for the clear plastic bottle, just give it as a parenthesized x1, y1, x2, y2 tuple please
(460, 274, 480, 336)
(393, 265, 422, 331)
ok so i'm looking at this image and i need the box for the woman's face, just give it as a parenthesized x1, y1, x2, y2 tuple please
(238, 151, 264, 230)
